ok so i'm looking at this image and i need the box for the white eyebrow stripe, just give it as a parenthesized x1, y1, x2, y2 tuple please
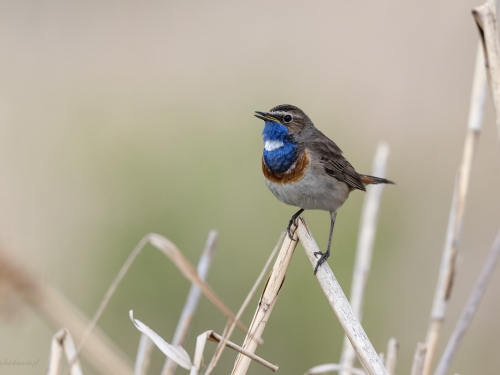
(270, 111, 285, 116)
(264, 140, 284, 151)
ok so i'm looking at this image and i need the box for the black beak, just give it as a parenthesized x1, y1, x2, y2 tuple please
(254, 111, 279, 122)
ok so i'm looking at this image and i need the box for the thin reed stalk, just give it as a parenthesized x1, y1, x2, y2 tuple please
(304, 364, 366, 375)
(411, 343, 427, 375)
(421, 39, 487, 375)
(433, 228, 500, 375)
(339, 142, 390, 375)
(0, 249, 133, 375)
(296, 218, 388, 375)
(384, 338, 398, 375)
(231, 227, 299, 375)
(473, 0, 500, 140)
(46, 328, 83, 375)
(134, 332, 154, 375)
(192, 330, 279, 374)
(74, 232, 249, 368)
(162, 230, 218, 375)
(204, 232, 284, 375)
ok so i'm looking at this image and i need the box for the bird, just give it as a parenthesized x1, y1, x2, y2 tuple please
(255, 104, 394, 275)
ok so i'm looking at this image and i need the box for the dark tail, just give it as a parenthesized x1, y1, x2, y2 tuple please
(359, 174, 396, 185)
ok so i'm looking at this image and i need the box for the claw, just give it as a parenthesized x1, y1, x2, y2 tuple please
(313, 251, 330, 275)
(286, 217, 300, 240)
(286, 209, 304, 241)
(286, 221, 295, 240)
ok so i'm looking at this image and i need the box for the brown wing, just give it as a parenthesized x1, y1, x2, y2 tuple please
(306, 134, 366, 192)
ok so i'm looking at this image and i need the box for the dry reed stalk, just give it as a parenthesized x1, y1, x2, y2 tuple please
(296, 218, 388, 375)
(204, 232, 285, 375)
(339, 142, 390, 375)
(231, 227, 299, 375)
(46, 328, 83, 375)
(130, 310, 193, 370)
(304, 364, 366, 375)
(377, 353, 385, 366)
(161, 230, 218, 375)
(473, 0, 500, 138)
(421, 37, 487, 375)
(384, 338, 398, 375)
(134, 332, 154, 375)
(0, 249, 134, 375)
(433, 228, 500, 375)
(147, 233, 249, 333)
(130, 311, 278, 374)
(423, 7, 500, 374)
(192, 330, 278, 375)
(410, 343, 427, 375)
(47, 331, 65, 375)
(38, 284, 135, 375)
(75, 232, 249, 369)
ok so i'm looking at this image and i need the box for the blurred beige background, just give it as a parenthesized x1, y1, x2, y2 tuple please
(1, 0, 500, 374)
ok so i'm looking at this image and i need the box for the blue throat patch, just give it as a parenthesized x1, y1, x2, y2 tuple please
(262, 121, 297, 174)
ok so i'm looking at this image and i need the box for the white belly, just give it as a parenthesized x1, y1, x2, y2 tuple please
(264, 164, 350, 212)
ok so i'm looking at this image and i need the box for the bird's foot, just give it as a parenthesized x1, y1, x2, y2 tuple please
(286, 218, 298, 240)
(287, 209, 305, 240)
(313, 251, 330, 275)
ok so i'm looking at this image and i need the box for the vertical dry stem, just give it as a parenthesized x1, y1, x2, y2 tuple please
(75, 232, 248, 368)
(384, 338, 398, 375)
(433, 228, 500, 375)
(205, 233, 284, 375)
(162, 230, 218, 375)
(231, 227, 299, 375)
(35, 284, 134, 375)
(46, 328, 83, 375)
(296, 219, 388, 375)
(411, 343, 427, 375)
(148, 234, 249, 333)
(304, 364, 366, 375)
(339, 142, 390, 375)
(134, 333, 154, 375)
(0, 248, 133, 375)
(192, 330, 278, 375)
(422, 40, 487, 375)
(473, 0, 500, 139)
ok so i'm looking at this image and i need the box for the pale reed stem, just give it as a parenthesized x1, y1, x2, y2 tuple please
(421, 40, 486, 375)
(339, 142, 390, 375)
(231, 227, 299, 375)
(297, 219, 388, 375)
(161, 231, 218, 375)
(433, 228, 500, 375)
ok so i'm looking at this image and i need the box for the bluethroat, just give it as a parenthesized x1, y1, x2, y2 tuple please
(255, 104, 394, 274)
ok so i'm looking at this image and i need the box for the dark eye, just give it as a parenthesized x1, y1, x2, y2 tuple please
(283, 114, 293, 123)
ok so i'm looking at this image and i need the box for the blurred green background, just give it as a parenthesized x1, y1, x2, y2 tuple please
(1, 0, 500, 374)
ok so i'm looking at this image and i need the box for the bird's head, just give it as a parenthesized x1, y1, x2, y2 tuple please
(254, 104, 312, 141)
(255, 105, 311, 172)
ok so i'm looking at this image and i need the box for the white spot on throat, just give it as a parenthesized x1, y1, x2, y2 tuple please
(264, 140, 284, 151)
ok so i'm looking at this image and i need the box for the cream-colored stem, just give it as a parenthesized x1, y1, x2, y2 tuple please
(421, 40, 486, 375)
(433, 228, 500, 375)
(161, 230, 218, 375)
(296, 219, 388, 375)
(231, 226, 299, 375)
(339, 143, 390, 375)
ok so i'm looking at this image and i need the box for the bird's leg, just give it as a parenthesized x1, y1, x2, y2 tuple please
(314, 211, 337, 274)
(287, 208, 304, 240)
